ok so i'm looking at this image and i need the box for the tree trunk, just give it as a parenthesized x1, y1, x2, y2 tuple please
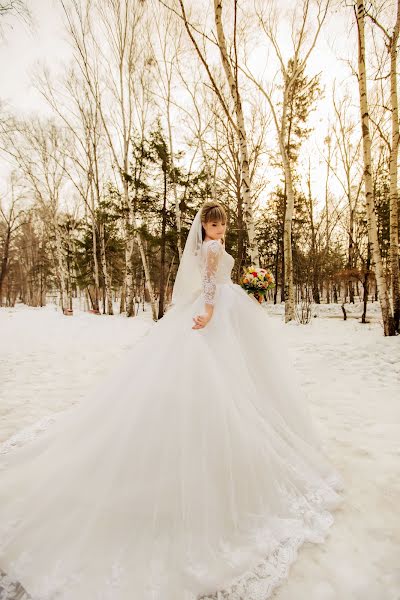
(348, 208, 355, 303)
(136, 235, 158, 321)
(124, 213, 135, 317)
(280, 236, 285, 303)
(89, 185, 100, 313)
(0, 227, 11, 306)
(355, 0, 395, 336)
(166, 104, 183, 262)
(362, 243, 371, 324)
(273, 246, 279, 305)
(65, 226, 74, 313)
(307, 170, 320, 304)
(54, 225, 68, 313)
(165, 254, 175, 307)
(120, 280, 126, 314)
(236, 183, 245, 281)
(389, 2, 400, 331)
(158, 165, 168, 319)
(213, 0, 259, 266)
(99, 222, 113, 315)
(280, 147, 295, 321)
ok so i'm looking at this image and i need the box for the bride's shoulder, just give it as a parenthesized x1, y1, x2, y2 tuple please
(202, 239, 223, 250)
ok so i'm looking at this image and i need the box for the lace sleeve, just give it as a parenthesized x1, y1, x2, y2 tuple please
(202, 240, 222, 306)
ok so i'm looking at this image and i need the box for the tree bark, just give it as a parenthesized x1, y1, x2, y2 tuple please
(280, 130, 296, 321)
(166, 104, 183, 262)
(158, 163, 168, 319)
(54, 223, 68, 314)
(0, 227, 10, 305)
(389, 1, 400, 331)
(99, 222, 113, 315)
(88, 179, 100, 313)
(213, 0, 259, 266)
(355, 0, 395, 336)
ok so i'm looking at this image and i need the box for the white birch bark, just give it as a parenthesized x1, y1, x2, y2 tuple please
(243, 0, 329, 321)
(0, 120, 70, 313)
(61, 0, 158, 320)
(364, 1, 400, 331)
(99, 221, 113, 315)
(213, 0, 259, 266)
(151, 6, 184, 261)
(176, 0, 259, 264)
(355, 0, 395, 336)
(389, 2, 400, 331)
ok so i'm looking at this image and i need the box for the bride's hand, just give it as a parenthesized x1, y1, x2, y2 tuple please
(192, 313, 211, 329)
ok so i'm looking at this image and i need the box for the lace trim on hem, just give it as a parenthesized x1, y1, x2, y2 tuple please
(0, 415, 344, 600)
(0, 475, 343, 600)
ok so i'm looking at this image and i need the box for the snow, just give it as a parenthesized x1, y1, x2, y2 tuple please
(0, 302, 399, 600)
(0, 303, 153, 443)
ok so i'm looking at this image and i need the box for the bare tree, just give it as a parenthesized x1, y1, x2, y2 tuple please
(0, 118, 71, 313)
(213, 0, 259, 265)
(174, 70, 220, 199)
(331, 89, 364, 303)
(0, 0, 30, 32)
(35, 66, 107, 314)
(173, 0, 260, 266)
(243, 0, 330, 322)
(150, 1, 185, 261)
(61, 0, 158, 319)
(0, 173, 26, 305)
(364, 0, 400, 332)
(354, 0, 395, 335)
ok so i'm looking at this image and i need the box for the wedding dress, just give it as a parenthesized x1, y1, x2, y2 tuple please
(0, 208, 344, 600)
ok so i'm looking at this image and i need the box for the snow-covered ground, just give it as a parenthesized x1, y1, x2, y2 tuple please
(0, 303, 153, 442)
(0, 302, 399, 600)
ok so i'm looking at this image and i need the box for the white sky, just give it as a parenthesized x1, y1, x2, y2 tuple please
(0, 0, 69, 115)
(0, 0, 359, 205)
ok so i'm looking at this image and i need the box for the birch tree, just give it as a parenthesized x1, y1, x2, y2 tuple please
(331, 90, 364, 303)
(175, 0, 260, 266)
(174, 72, 220, 200)
(0, 119, 71, 313)
(243, 0, 329, 321)
(213, 0, 258, 265)
(36, 67, 107, 313)
(0, 174, 26, 305)
(355, 0, 395, 335)
(150, 1, 185, 261)
(0, 0, 30, 32)
(365, 0, 400, 332)
(61, 0, 158, 319)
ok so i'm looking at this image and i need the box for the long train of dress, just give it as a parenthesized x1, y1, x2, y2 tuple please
(0, 242, 344, 600)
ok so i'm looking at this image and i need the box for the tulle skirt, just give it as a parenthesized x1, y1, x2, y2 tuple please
(0, 282, 344, 600)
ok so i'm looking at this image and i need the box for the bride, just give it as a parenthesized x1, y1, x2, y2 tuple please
(0, 201, 343, 600)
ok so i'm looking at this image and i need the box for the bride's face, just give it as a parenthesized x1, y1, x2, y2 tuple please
(203, 219, 227, 241)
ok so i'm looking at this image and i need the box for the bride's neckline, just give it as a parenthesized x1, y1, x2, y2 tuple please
(203, 238, 223, 245)
(202, 239, 227, 256)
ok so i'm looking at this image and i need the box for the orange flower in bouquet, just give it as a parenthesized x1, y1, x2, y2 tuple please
(240, 266, 275, 304)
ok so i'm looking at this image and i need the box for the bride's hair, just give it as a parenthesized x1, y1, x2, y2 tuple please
(200, 202, 227, 243)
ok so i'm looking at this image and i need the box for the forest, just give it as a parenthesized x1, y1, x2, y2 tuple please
(0, 0, 399, 336)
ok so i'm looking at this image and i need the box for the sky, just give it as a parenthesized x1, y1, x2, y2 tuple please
(0, 0, 358, 204)
(0, 0, 69, 115)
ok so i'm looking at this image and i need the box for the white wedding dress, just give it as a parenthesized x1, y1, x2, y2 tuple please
(0, 235, 344, 600)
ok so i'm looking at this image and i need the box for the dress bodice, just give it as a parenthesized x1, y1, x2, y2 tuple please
(201, 239, 235, 282)
(200, 239, 235, 304)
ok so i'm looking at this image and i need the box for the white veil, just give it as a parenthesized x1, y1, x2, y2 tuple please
(170, 208, 203, 308)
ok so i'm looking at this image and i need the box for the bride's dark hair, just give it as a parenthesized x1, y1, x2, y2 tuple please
(200, 202, 227, 243)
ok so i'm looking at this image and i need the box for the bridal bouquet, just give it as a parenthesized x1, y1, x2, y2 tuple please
(241, 266, 275, 304)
